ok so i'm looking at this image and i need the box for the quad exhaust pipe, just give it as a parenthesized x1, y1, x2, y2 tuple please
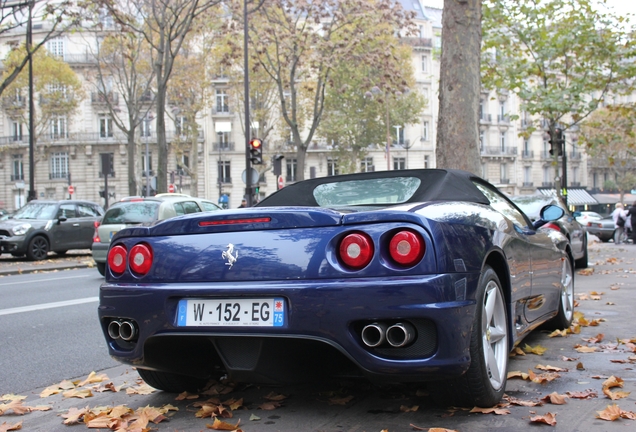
(361, 321, 415, 348)
(107, 319, 138, 341)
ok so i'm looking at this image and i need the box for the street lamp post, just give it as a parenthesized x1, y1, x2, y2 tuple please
(145, 114, 151, 197)
(25, 1, 35, 201)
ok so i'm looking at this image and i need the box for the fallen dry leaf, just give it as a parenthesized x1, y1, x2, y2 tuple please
(62, 388, 93, 399)
(603, 388, 631, 400)
(578, 268, 594, 276)
(258, 401, 281, 410)
(523, 343, 547, 355)
(541, 392, 568, 405)
(529, 412, 557, 426)
(0, 421, 22, 432)
(574, 345, 598, 353)
(536, 364, 568, 372)
(596, 404, 636, 421)
(548, 329, 568, 338)
(77, 371, 109, 387)
(469, 406, 510, 415)
(507, 371, 529, 380)
(206, 417, 242, 431)
(603, 376, 624, 389)
(125, 382, 156, 395)
(61, 406, 89, 425)
(399, 405, 419, 412)
(264, 392, 287, 401)
(566, 389, 597, 399)
(328, 395, 354, 405)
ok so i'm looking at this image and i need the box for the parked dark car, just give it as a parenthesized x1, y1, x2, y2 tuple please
(585, 217, 615, 242)
(0, 200, 104, 260)
(92, 195, 222, 275)
(511, 195, 588, 268)
(98, 169, 574, 408)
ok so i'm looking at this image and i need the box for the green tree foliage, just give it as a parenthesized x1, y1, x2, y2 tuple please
(482, 0, 636, 133)
(242, 0, 416, 181)
(1, 47, 84, 163)
(579, 105, 636, 200)
(319, 38, 426, 174)
(482, 0, 636, 193)
(0, 1, 82, 98)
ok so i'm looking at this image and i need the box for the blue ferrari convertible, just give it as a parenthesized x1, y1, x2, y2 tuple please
(98, 169, 574, 407)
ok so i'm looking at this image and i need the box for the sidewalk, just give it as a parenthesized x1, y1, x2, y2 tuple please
(0, 249, 94, 276)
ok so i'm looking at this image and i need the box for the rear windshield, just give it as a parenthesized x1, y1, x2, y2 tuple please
(102, 202, 161, 224)
(313, 177, 421, 207)
(13, 202, 57, 220)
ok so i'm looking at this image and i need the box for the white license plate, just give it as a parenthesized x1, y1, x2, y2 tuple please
(177, 298, 285, 327)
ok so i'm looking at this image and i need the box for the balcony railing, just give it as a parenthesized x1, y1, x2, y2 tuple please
(522, 182, 534, 187)
(570, 181, 581, 187)
(569, 152, 582, 160)
(218, 177, 232, 184)
(212, 106, 233, 115)
(521, 150, 534, 159)
(542, 181, 554, 187)
(212, 142, 235, 151)
(10, 174, 24, 181)
(49, 172, 69, 180)
(499, 178, 510, 184)
(481, 146, 517, 156)
(497, 114, 510, 123)
(0, 129, 203, 145)
(479, 113, 492, 123)
(91, 92, 119, 105)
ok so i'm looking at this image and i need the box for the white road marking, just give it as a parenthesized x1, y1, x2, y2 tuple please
(0, 274, 92, 287)
(0, 297, 99, 316)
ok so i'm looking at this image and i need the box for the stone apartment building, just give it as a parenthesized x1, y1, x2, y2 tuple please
(0, 2, 597, 213)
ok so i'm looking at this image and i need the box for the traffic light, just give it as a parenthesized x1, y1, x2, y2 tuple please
(272, 154, 285, 176)
(549, 128, 564, 156)
(250, 138, 263, 164)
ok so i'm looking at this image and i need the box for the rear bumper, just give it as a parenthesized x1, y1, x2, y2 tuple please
(92, 242, 109, 263)
(98, 273, 481, 382)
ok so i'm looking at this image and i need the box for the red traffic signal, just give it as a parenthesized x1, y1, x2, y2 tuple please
(249, 138, 263, 164)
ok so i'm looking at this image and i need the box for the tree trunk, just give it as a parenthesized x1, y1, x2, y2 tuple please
(436, 0, 482, 175)
(127, 132, 137, 196)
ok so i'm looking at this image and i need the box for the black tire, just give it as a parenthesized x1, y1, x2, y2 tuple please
(544, 254, 574, 330)
(55, 250, 68, 256)
(574, 238, 588, 269)
(26, 236, 49, 261)
(137, 368, 209, 393)
(438, 266, 509, 407)
(96, 262, 106, 276)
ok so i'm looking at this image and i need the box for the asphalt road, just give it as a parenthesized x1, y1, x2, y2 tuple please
(1, 242, 635, 431)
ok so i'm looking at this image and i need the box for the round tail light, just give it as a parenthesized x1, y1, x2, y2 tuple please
(339, 232, 374, 270)
(389, 230, 425, 266)
(108, 244, 127, 274)
(129, 243, 153, 276)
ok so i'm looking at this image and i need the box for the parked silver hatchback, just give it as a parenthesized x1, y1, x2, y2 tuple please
(91, 195, 222, 275)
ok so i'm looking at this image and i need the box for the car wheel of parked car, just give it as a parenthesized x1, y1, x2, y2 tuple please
(26, 236, 49, 261)
(440, 266, 508, 407)
(544, 254, 574, 330)
(96, 262, 106, 276)
(136, 368, 210, 393)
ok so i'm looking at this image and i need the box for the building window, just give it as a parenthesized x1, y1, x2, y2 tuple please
(286, 158, 298, 182)
(500, 132, 506, 151)
(218, 160, 231, 183)
(393, 157, 406, 170)
(215, 89, 229, 113)
(424, 155, 429, 169)
(50, 152, 69, 179)
(500, 163, 507, 182)
(481, 163, 487, 179)
(142, 152, 153, 175)
(12, 122, 22, 141)
(327, 158, 339, 176)
(177, 153, 189, 176)
(50, 117, 67, 140)
(100, 116, 113, 138)
(523, 166, 531, 183)
(217, 131, 231, 150)
(422, 120, 429, 141)
(47, 37, 65, 59)
(421, 54, 428, 73)
(99, 153, 114, 177)
(12, 154, 23, 181)
(141, 117, 152, 137)
(479, 130, 484, 151)
(361, 157, 374, 172)
(543, 166, 552, 184)
(572, 167, 579, 185)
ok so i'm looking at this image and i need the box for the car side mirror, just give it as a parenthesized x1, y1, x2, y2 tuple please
(533, 204, 564, 229)
(58, 216, 67, 223)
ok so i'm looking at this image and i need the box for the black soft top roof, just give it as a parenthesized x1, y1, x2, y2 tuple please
(257, 169, 492, 207)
